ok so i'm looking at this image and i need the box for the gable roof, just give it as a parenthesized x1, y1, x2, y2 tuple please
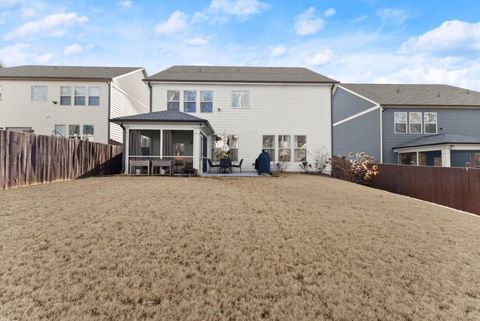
(146, 65, 338, 84)
(340, 83, 480, 107)
(110, 110, 214, 133)
(394, 133, 480, 149)
(0, 65, 144, 81)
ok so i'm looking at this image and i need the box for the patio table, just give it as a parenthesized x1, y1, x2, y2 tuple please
(219, 158, 232, 173)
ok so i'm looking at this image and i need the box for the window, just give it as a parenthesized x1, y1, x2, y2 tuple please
(227, 135, 239, 161)
(184, 90, 196, 112)
(74, 87, 86, 106)
(394, 112, 407, 134)
(83, 125, 94, 141)
(232, 91, 249, 108)
(60, 86, 71, 105)
(294, 135, 307, 162)
(472, 152, 480, 168)
(278, 135, 291, 162)
(31, 86, 47, 102)
(399, 152, 417, 165)
(262, 135, 275, 161)
(88, 87, 100, 106)
(424, 112, 437, 134)
(200, 90, 213, 112)
(54, 124, 67, 137)
(167, 90, 180, 111)
(69, 125, 80, 139)
(409, 112, 423, 134)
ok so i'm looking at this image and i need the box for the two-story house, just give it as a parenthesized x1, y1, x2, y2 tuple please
(111, 65, 338, 174)
(333, 84, 480, 167)
(0, 65, 149, 144)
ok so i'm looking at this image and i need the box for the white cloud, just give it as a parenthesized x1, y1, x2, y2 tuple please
(64, 43, 83, 55)
(0, 42, 29, 65)
(4, 12, 88, 40)
(399, 20, 480, 54)
(294, 7, 325, 36)
(271, 45, 286, 57)
(155, 10, 188, 35)
(377, 8, 409, 25)
(183, 36, 209, 46)
(324, 8, 336, 18)
(305, 49, 335, 65)
(193, 0, 269, 24)
(34, 52, 53, 63)
(117, 0, 132, 8)
(21, 8, 36, 18)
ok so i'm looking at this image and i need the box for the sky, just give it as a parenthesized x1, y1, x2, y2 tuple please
(0, 0, 480, 89)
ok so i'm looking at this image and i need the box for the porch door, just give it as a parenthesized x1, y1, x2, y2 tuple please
(202, 134, 208, 172)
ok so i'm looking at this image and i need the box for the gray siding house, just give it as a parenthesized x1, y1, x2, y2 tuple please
(333, 84, 480, 168)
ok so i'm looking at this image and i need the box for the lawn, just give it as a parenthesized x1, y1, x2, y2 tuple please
(0, 174, 479, 321)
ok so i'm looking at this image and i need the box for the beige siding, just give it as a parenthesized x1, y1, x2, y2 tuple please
(0, 80, 109, 143)
(110, 69, 149, 143)
(151, 82, 332, 171)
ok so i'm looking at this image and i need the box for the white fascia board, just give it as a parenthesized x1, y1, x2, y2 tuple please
(148, 81, 334, 87)
(393, 144, 480, 153)
(333, 105, 381, 127)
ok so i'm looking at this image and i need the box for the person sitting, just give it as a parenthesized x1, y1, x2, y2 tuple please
(255, 150, 272, 175)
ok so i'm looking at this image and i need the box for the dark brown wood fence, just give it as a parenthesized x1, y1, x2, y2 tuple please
(370, 164, 480, 215)
(0, 130, 123, 189)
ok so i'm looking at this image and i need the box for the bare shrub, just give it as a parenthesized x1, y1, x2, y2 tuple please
(299, 149, 331, 174)
(332, 152, 379, 184)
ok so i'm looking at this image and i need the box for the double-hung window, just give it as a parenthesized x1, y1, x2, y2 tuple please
(31, 86, 47, 102)
(232, 91, 249, 108)
(60, 86, 71, 105)
(184, 90, 196, 112)
(69, 124, 80, 139)
(394, 112, 407, 134)
(294, 135, 307, 162)
(167, 90, 180, 111)
(424, 112, 437, 134)
(54, 124, 67, 137)
(88, 87, 100, 106)
(262, 135, 275, 161)
(409, 112, 423, 134)
(200, 90, 213, 112)
(227, 135, 239, 161)
(83, 125, 94, 141)
(278, 135, 291, 162)
(74, 87, 86, 106)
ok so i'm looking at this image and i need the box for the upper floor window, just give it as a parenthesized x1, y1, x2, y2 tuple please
(74, 87, 86, 106)
(294, 135, 307, 162)
(167, 90, 180, 111)
(232, 91, 249, 108)
(88, 87, 100, 106)
(409, 112, 423, 134)
(184, 90, 196, 112)
(60, 86, 71, 105)
(31, 86, 47, 102)
(394, 112, 407, 134)
(200, 90, 213, 113)
(424, 112, 437, 134)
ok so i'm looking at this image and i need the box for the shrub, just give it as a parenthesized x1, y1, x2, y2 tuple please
(332, 153, 379, 184)
(299, 149, 331, 174)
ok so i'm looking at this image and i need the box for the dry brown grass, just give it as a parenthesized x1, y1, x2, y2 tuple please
(0, 174, 479, 321)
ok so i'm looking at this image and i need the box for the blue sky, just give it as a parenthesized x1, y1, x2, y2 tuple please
(1, 0, 479, 89)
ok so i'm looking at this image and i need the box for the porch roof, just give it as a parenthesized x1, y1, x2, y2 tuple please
(394, 133, 480, 150)
(110, 110, 214, 133)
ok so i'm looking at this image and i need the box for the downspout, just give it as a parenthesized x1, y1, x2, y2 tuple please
(119, 122, 127, 174)
(380, 106, 385, 163)
(330, 84, 335, 169)
(148, 81, 153, 113)
(107, 81, 112, 144)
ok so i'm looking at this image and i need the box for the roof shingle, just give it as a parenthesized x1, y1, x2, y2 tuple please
(394, 133, 480, 149)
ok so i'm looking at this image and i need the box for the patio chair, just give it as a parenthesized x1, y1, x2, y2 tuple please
(129, 160, 150, 175)
(231, 159, 244, 173)
(151, 159, 173, 176)
(207, 159, 220, 172)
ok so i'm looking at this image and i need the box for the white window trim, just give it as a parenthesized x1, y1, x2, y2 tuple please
(167, 90, 180, 111)
(183, 90, 197, 113)
(293, 135, 307, 162)
(408, 111, 423, 134)
(394, 112, 408, 134)
(88, 87, 100, 106)
(278, 135, 292, 162)
(424, 112, 438, 135)
(231, 90, 250, 109)
(200, 90, 213, 113)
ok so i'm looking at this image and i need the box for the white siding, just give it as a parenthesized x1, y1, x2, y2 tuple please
(110, 69, 149, 143)
(151, 82, 332, 172)
(0, 80, 109, 143)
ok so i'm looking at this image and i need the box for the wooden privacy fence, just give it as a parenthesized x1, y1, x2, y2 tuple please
(370, 164, 480, 215)
(0, 130, 123, 189)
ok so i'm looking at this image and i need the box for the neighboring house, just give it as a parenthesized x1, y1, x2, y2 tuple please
(0, 65, 149, 144)
(111, 65, 338, 174)
(333, 83, 480, 167)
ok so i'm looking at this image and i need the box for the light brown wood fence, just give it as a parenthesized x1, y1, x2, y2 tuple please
(0, 130, 123, 189)
(370, 164, 480, 215)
